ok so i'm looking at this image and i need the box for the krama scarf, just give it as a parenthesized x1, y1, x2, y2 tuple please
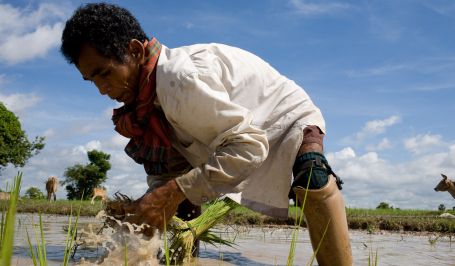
(112, 38, 186, 175)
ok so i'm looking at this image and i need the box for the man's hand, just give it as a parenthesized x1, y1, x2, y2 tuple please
(123, 179, 186, 236)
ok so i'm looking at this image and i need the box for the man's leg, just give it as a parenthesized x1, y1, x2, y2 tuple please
(290, 125, 352, 266)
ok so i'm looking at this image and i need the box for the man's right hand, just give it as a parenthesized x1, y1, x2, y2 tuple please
(122, 179, 186, 236)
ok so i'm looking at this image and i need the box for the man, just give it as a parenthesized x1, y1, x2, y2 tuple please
(60, 3, 352, 265)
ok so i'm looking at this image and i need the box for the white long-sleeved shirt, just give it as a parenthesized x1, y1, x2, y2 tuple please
(152, 43, 325, 218)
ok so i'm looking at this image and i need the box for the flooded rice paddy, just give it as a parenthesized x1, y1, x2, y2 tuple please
(10, 213, 455, 265)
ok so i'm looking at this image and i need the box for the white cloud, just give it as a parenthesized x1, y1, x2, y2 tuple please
(361, 116, 400, 136)
(403, 133, 444, 155)
(72, 140, 102, 155)
(328, 149, 386, 182)
(344, 115, 400, 145)
(326, 147, 356, 161)
(289, 0, 351, 16)
(366, 138, 392, 151)
(0, 23, 64, 64)
(0, 92, 41, 113)
(326, 144, 455, 209)
(0, 3, 69, 64)
(445, 145, 455, 168)
(0, 3, 67, 34)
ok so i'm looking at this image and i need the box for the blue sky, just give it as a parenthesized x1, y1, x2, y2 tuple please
(1, 0, 455, 210)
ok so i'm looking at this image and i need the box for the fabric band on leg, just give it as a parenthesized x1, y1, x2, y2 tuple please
(288, 152, 343, 199)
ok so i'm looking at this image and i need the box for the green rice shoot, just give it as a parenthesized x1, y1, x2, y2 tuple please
(0, 172, 22, 266)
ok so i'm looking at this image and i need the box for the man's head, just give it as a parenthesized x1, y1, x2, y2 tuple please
(60, 2, 148, 65)
(61, 3, 150, 104)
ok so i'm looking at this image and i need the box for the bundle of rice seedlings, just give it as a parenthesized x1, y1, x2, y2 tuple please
(166, 197, 238, 263)
(105, 193, 238, 264)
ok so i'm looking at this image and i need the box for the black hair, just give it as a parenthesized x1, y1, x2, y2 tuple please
(60, 2, 148, 65)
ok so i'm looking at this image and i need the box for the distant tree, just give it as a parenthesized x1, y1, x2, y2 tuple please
(62, 150, 111, 200)
(24, 187, 45, 199)
(0, 102, 45, 172)
(376, 202, 393, 209)
(438, 204, 446, 211)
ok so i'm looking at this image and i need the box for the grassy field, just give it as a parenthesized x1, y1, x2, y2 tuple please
(225, 205, 455, 234)
(346, 207, 455, 233)
(0, 199, 103, 216)
(2, 199, 455, 234)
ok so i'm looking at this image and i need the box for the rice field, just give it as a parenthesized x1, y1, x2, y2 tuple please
(2, 172, 455, 265)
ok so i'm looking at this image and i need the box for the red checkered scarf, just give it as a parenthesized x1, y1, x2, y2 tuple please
(112, 38, 182, 175)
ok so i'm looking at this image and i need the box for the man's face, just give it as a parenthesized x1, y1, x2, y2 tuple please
(76, 44, 140, 104)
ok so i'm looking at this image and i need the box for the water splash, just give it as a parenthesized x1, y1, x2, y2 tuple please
(76, 210, 162, 266)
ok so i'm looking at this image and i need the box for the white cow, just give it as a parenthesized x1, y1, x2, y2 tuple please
(91, 188, 107, 204)
(0, 191, 10, 201)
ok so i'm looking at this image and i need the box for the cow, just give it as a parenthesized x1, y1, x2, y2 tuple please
(91, 188, 107, 204)
(0, 191, 10, 201)
(45, 176, 58, 201)
(434, 174, 455, 199)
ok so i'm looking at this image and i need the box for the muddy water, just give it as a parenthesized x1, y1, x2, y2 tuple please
(11, 213, 455, 265)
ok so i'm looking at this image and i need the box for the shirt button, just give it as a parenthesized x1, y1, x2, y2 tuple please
(201, 196, 208, 202)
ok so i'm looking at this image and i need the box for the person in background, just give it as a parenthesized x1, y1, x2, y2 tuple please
(60, 3, 352, 265)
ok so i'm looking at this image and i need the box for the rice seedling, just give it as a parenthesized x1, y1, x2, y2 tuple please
(123, 239, 128, 266)
(428, 235, 440, 246)
(367, 224, 376, 234)
(23, 195, 84, 266)
(0, 172, 22, 266)
(162, 213, 170, 266)
(286, 172, 309, 266)
(368, 248, 378, 266)
(62, 198, 83, 266)
(308, 220, 330, 266)
(25, 213, 47, 266)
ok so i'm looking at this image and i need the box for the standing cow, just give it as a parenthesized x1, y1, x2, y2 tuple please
(91, 187, 107, 204)
(0, 191, 10, 201)
(434, 174, 455, 199)
(45, 176, 58, 201)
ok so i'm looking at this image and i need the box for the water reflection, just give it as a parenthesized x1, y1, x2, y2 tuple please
(14, 213, 104, 265)
(11, 213, 455, 265)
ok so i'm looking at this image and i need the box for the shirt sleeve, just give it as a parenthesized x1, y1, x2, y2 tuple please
(159, 71, 269, 205)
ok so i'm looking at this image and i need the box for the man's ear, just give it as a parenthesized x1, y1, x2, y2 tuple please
(128, 39, 145, 64)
